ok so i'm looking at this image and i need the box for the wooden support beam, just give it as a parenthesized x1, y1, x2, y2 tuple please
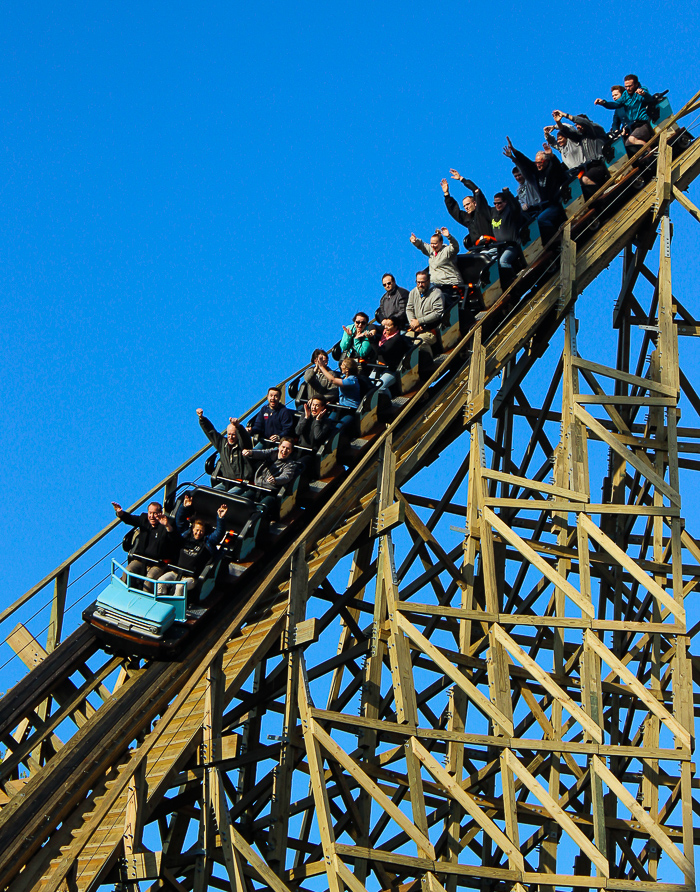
(593, 756, 694, 881)
(123, 760, 148, 884)
(558, 221, 577, 315)
(493, 624, 602, 742)
(297, 661, 343, 892)
(312, 719, 436, 860)
(228, 819, 295, 892)
(573, 403, 680, 506)
(579, 513, 685, 623)
(480, 468, 589, 503)
(396, 612, 513, 736)
(503, 748, 609, 878)
(482, 507, 594, 618)
(584, 630, 691, 750)
(572, 356, 676, 396)
(269, 543, 308, 874)
(410, 737, 524, 869)
(672, 184, 700, 223)
(46, 567, 69, 655)
(213, 768, 245, 891)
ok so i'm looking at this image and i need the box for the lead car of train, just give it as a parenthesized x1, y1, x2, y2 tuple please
(83, 104, 693, 659)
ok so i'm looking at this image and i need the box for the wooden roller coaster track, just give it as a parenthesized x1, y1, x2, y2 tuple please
(2, 92, 700, 892)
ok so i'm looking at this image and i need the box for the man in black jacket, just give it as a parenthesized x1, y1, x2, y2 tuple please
(111, 500, 174, 591)
(504, 136, 567, 244)
(441, 172, 496, 286)
(489, 189, 526, 289)
(374, 273, 409, 331)
(197, 408, 252, 491)
(442, 171, 494, 248)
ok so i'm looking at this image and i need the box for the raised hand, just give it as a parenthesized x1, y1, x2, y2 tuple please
(502, 136, 514, 158)
(410, 232, 417, 244)
(217, 504, 228, 518)
(196, 408, 204, 417)
(183, 493, 193, 507)
(543, 142, 552, 154)
(229, 416, 239, 425)
(111, 501, 122, 515)
(551, 109, 563, 121)
(304, 402, 311, 418)
(440, 178, 449, 195)
(440, 226, 450, 238)
(594, 98, 604, 105)
(449, 168, 461, 180)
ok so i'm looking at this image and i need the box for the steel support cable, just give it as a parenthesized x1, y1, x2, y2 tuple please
(0, 472, 211, 679)
(0, 574, 112, 681)
(0, 535, 124, 678)
(0, 363, 311, 628)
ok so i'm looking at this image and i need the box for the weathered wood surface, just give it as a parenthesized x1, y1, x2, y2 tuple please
(2, 104, 700, 892)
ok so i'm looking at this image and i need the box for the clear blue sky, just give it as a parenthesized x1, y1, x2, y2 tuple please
(2, 2, 700, 628)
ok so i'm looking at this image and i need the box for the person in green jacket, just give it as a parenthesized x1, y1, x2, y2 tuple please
(339, 312, 376, 360)
(595, 74, 654, 148)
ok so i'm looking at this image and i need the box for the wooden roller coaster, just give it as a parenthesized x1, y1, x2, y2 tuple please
(1, 91, 700, 892)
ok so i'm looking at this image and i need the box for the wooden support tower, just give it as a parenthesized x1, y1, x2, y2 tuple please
(1, 97, 700, 892)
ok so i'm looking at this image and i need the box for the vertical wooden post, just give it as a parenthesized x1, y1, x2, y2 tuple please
(194, 651, 224, 892)
(656, 190, 694, 878)
(33, 566, 69, 765)
(47, 566, 69, 654)
(269, 543, 308, 874)
(354, 435, 394, 884)
(237, 658, 266, 836)
(122, 760, 147, 886)
(558, 221, 577, 318)
(543, 309, 578, 884)
(325, 542, 373, 711)
(163, 473, 179, 509)
(444, 329, 483, 890)
(297, 661, 343, 892)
